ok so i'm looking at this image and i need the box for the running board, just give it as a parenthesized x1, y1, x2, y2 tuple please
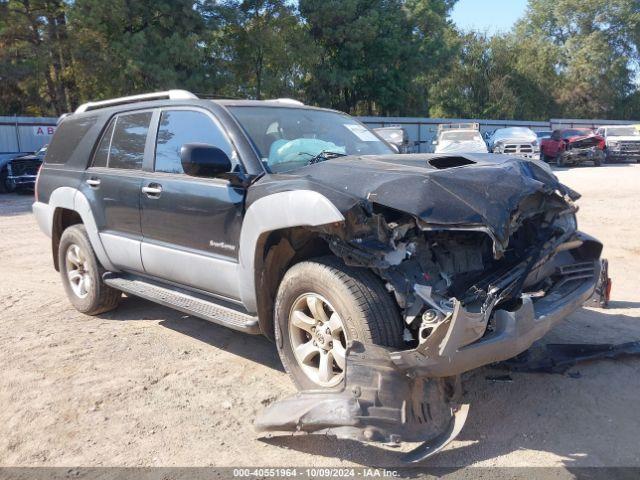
(103, 273, 260, 334)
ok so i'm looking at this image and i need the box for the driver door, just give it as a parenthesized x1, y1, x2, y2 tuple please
(140, 108, 245, 300)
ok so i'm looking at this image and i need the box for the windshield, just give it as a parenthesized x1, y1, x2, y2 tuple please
(607, 127, 638, 136)
(228, 106, 393, 173)
(536, 131, 551, 139)
(562, 129, 592, 139)
(441, 131, 483, 142)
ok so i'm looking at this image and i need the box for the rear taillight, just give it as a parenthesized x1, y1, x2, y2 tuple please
(34, 165, 42, 202)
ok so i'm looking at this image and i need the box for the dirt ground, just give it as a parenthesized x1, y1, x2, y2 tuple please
(0, 163, 639, 469)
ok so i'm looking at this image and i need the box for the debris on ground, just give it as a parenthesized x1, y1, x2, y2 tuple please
(495, 341, 640, 374)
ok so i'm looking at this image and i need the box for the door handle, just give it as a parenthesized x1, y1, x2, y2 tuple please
(86, 178, 101, 187)
(142, 184, 162, 197)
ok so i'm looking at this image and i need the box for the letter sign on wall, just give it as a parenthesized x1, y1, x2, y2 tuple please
(33, 126, 56, 136)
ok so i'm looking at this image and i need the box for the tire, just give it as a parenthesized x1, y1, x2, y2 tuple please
(58, 224, 121, 315)
(0, 167, 8, 194)
(556, 154, 566, 167)
(274, 256, 404, 390)
(594, 156, 602, 167)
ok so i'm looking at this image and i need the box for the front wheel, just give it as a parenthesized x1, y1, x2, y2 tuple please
(0, 167, 9, 193)
(557, 154, 567, 167)
(274, 257, 404, 390)
(58, 224, 121, 315)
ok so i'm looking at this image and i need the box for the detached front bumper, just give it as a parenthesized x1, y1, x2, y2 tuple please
(562, 147, 604, 164)
(391, 258, 600, 377)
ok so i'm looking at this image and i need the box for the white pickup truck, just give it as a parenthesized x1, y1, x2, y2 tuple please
(433, 123, 488, 154)
(596, 125, 640, 163)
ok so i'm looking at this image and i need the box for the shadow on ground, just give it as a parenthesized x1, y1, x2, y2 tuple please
(0, 192, 35, 216)
(91, 282, 639, 468)
(99, 295, 284, 372)
(259, 306, 640, 468)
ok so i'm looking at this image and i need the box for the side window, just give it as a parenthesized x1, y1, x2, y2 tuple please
(92, 119, 115, 168)
(155, 110, 234, 174)
(108, 112, 152, 170)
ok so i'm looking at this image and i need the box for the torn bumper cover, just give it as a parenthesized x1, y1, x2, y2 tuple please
(256, 342, 470, 463)
(392, 257, 601, 377)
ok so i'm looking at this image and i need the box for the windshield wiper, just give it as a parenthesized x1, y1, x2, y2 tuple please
(300, 150, 347, 165)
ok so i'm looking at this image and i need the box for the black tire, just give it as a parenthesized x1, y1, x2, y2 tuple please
(594, 156, 602, 167)
(58, 224, 121, 315)
(0, 167, 8, 194)
(556, 154, 566, 167)
(274, 256, 404, 390)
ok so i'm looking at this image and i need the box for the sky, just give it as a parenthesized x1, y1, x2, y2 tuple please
(451, 0, 529, 35)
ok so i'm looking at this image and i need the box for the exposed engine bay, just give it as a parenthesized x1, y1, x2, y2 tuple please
(320, 187, 587, 355)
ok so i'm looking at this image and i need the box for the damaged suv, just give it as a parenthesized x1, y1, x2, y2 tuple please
(34, 91, 602, 461)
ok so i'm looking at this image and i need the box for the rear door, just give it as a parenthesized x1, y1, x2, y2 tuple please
(140, 108, 245, 300)
(81, 110, 154, 272)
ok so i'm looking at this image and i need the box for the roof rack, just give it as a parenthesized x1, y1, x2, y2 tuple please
(438, 122, 480, 132)
(75, 90, 198, 113)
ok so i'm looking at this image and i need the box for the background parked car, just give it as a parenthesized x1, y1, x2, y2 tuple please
(536, 131, 552, 141)
(433, 123, 488, 154)
(595, 125, 640, 163)
(540, 129, 605, 167)
(0, 145, 47, 193)
(487, 127, 540, 158)
(372, 126, 412, 153)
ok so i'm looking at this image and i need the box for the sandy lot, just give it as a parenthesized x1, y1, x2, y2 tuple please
(0, 164, 638, 468)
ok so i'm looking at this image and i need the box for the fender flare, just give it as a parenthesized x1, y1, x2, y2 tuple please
(237, 190, 345, 312)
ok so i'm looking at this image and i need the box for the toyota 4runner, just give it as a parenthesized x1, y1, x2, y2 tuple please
(33, 90, 602, 461)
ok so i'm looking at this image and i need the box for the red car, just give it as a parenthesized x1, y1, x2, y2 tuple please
(540, 128, 605, 167)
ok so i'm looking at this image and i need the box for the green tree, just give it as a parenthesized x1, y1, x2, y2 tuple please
(0, 0, 75, 115)
(211, 0, 311, 100)
(69, 0, 208, 103)
(516, 0, 640, 118)
(299, 0, 413, 115)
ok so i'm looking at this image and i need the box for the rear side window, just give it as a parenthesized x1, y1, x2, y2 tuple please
(91, 120, 115, 168)
(154, 110, 234, 174)
(45, 116, 98, 164)
(91, 111, 152, 170)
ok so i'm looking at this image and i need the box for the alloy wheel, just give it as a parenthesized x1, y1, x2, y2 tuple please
(288, 293, 348, 388)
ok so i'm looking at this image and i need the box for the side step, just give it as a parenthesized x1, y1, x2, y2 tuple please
(103, 273, 261, 334)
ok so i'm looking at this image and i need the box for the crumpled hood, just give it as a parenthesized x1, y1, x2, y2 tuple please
(255, 154, 577, 252)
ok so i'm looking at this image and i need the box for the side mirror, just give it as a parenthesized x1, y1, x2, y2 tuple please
(432, 140, 438, 145)
(180, 143, 232, 178)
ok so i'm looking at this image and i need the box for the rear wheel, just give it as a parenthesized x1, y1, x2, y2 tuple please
(58, 224, 121, 315)
(274, 256, 404, 390)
